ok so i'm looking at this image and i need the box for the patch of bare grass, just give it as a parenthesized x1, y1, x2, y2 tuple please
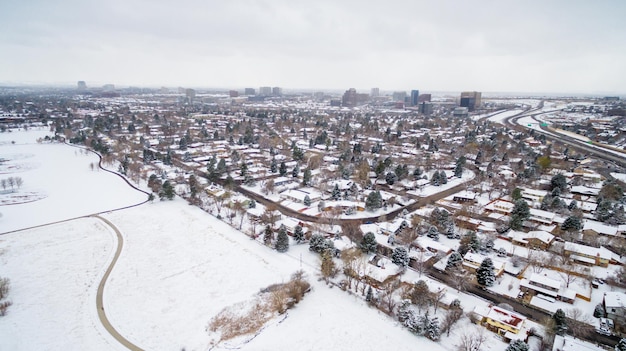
(207, 271, 311, 344)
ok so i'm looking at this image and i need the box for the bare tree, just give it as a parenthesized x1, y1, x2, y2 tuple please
(441, 306, 464, 337)
(341, 248, 362, 292)
(457, 329, 487, 351)
(449, 267, 470, 292)
(379, 278, 401, 315)
(234, 201, 247, 230)
(412, 249, 429, 277)
(566, 308, 594, 339)
(430, 287, 446, 314)
(558, 263, 585, 288)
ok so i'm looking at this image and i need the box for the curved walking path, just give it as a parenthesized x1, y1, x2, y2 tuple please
(93, 215, 145, 351)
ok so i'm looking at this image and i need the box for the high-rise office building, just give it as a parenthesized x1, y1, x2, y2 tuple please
(259, 86, 272, 96)
(418, 94, 432, 103)
(272, 87, 282, 96)
(392, 91, 406, 103)
(77, 81, 87, 91)
(410, 90, 420, 106)
(460, 91, 482, 111)
(371, 88, 380, 97)
(342, 88, 357, 107)
(244, 88, 256, 95)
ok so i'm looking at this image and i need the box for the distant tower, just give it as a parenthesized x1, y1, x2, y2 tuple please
(272, 87, 282, 96)
(370, 88, 380, 98)
(185, 88, 196, 103)
(410, 90, 420, 106)
(77, 81, 87, 91)
(244, 88, 256, 95)
(259, 86, 272, 96)
(392, 91, 407, 102)
(342, 88, 357, 107)
(460, 91, 482, 111)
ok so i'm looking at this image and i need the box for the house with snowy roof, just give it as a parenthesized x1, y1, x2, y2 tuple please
(604, 291, 626, 334)
(582, 220, 618, 237)
(462, 252, 505, 277)
(563, 242, 613, 267)
(507, 230, 555, 250)
(473, 305, 527, 341)
(519, 273, 575, 304)
(552, 334, 605, 351)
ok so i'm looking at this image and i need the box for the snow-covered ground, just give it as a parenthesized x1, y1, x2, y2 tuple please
(0, 217, 123, 350)
(0, 128, 147, 233)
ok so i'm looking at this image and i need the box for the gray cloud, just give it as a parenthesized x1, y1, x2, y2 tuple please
(0, 0, 625, 93)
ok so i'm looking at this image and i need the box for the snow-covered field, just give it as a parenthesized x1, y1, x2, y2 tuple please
(0, 129, 454, 350)
(0, 128, 147, 233)
(0, 217, 121, 350)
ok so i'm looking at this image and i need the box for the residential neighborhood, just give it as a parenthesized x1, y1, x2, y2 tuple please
(1, 85, 625, 351)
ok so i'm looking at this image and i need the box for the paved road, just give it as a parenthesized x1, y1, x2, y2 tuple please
(235, 180, 469, 226)
(93, 215, 145, 351)
(504, 109, 626, 169)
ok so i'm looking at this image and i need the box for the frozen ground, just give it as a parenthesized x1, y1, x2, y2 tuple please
(0, 217, 123, 350)
(0, 128, 147, 233)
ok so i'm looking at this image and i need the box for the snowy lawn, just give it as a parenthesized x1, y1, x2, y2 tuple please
(0, 128, 147, 233)
(0, 217, 123, 350)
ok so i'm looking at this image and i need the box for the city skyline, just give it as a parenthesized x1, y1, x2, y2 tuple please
(1, 0, 626, 94)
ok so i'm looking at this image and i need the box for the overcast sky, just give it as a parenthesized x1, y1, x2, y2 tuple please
(1, 0, 625, 94)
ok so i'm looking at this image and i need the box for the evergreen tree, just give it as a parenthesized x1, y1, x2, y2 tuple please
(616, 338, 626, 351)
(292, 164, 300, 178)
(511, 188, 522, 200)
(509, 199, 530, 230)
(332, 184, 341, 200)
(248, 199, 256, 208)
(206, 155, 217, 179)
(263, 225, 273, 246)
(276, 225, 289, 252)
(365, 191, 382, 211)
(385, 172, 397, 185)
(505, 340, 529, 351)
(302, 168, 312, 186)
(391, 247, 410, 267)
(159, 180, 175, 200)
(594, 303, 605, 318)
(561, 216, 582, 232)
(240, 162, 248, 177)
(476, 258, 495, 287)
(360, 232, 378, 254)
(366, 286, 373, 303)
(568, 199, 578, 211)
(427, 226, 440, 241)
(270, 158, 277, 173)
(550, 173, 568, 193)
(216, 158, 227, 176)
(426, 316, 441, 341)
(303, 195, 311, 206)
(440, 170, 448, 184)
(431, 171, 441, 186)
(279, 161, 287, 176)
(309, 234, 334, 254)
(446, 252, 463, 271)
(293, 225, 305, 243)
(552, 309, 568, 335)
